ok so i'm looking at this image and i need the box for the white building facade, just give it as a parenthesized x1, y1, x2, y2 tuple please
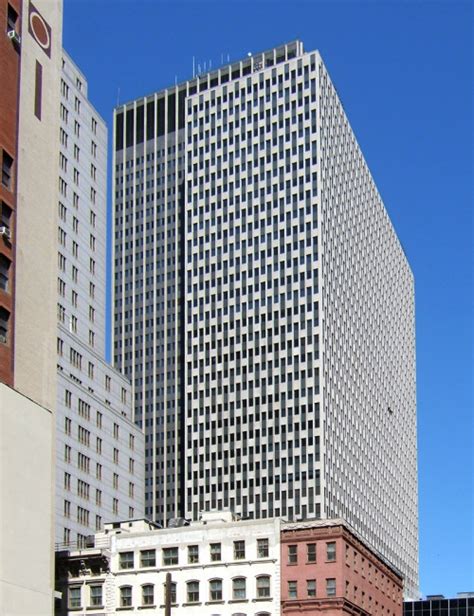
(56, 54, 144, 547)
(112, 40, 418, 597)
(56, 513, 281, 615)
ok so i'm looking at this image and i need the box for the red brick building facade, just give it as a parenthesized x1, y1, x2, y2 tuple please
(281, 520, 403, 615)
(0, 0, 21, 385)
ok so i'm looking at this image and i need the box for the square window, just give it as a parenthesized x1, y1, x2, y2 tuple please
(119, 551, 134, 570)
(140, 549, 156, 567)
(163, 547, 178, 566)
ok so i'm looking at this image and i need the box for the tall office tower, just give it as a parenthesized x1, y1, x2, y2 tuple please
(0, 1, 62, 613)
(113, 40, 418, 597)
(55, 53, 144, 547)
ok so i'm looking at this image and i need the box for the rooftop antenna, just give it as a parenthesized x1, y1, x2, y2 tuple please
(175, 75, 177, 85)
(221, 53, 223, 65)
(192, 56, 195, 78)
(227, 54, 230, 62)
(116, 86, 120, 107)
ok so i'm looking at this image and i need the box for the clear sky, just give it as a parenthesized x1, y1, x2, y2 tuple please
(63, 0, 473, 598)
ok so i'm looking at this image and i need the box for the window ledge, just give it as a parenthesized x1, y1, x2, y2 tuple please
(182, 602, 202, 606)
(137, 605, 156, 610)
(229, 598, 249, 603)
(205, 600, 225, 605)
(252, 597, 273, 602)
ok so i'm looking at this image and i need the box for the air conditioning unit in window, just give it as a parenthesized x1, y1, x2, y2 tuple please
(7, 30, 21, 45)
(0, 334, 7, 344)
(0, 226, 11, 240)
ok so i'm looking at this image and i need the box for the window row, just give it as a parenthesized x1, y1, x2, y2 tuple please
(287, 540, 336, 564)
(119, 538, 269, 569)
(114, 576, 271, 608)
(287, 577, 336, 599)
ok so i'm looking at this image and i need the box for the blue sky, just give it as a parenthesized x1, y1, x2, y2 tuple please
(63, 0, 473, 597)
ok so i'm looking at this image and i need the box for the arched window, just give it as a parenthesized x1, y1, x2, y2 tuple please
(209, 578, 223, 601)
(186, 580, 199, 603)
(119, 586, 132, 607)
(163, 581, 177, 604)
(256, 575, 271, 599)
(232, 577, 247, 600)
(142, 584, 154, 606)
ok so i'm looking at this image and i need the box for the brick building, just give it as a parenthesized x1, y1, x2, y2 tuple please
(281, 519, 403, 615)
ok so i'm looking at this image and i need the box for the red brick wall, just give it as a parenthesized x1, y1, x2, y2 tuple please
(0, 0, 21, 385)
(281, 525, 403, 616)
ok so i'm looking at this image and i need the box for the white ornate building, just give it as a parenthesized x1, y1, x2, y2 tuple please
(56, 512, 281, 615)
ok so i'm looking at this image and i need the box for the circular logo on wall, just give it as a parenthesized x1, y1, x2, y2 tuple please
(28, 2, 51, 57)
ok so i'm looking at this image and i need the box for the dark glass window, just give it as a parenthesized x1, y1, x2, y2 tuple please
(135, 104, 144, 144)
(167, 93, 176, 132)
(125, 109, 134, 147)
(115, 113, 124, 150)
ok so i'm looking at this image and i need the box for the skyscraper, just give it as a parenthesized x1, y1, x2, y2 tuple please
(113, 40, 418, 597)
(55, 52, 144, 547)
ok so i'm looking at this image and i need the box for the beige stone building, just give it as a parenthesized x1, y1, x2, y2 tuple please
(0, 1, 63, 614)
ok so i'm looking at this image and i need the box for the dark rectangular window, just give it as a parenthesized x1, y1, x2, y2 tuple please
(0, 201, 12, 229)
(34, 61, 42, 120)
(0, 255, 11, 291)
(167, 92, 176, 133)
(0, 307, 10, 343)
(135, 104, 144, 144)
(146, 101, 155, 140)
(178, 90, 186, 129)
(115, 112, 124, 151)
(125, 109, 134, 148)
(157, 97, 165, 137)
(1, 151, 13, 190)
(7, 4, 18, 31)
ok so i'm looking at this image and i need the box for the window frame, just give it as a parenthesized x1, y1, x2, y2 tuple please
(141, 583, 154, 606)
(140, 548, 156, 568)
(68, 586, 81, 609)
(186, 580, 200, 604)
(90, 584, 103, 607)
(256, 575, 271, 599)
(288, 544, 298, 564)
(119, 585, 132, 607)
(119, 551, 134, 570)
(162, 546, 178, 566)
(209, 578, 223, 602)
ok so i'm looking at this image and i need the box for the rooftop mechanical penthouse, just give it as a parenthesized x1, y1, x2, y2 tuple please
(113, 40, 419, 597)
